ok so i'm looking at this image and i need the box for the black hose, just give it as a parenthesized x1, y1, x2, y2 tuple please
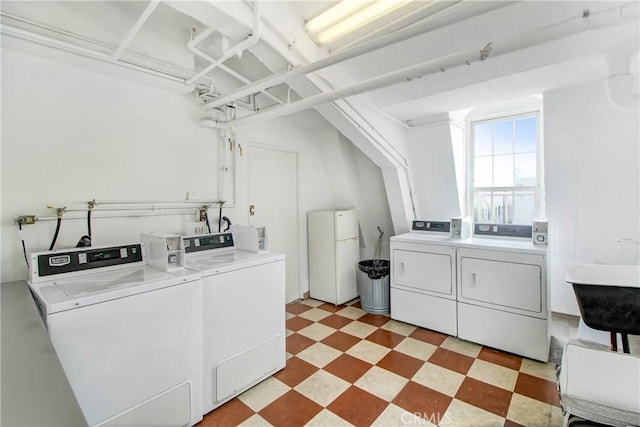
(222, 216, 232, 232)
(87, 209, 92, 240)
(18, 222, 29, 268)
(49, 217, 62, 251)
(218, 205, 223, 232)
(204, 212, 211, 234)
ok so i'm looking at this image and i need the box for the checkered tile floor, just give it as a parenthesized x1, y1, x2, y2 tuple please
(198, 298, 563, 426)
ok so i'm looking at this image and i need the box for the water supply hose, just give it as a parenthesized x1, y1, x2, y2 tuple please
(217, 201, 226, 232)
(87, 209, 92, 239)
(222, 216, 232, 231)
(17, 221, 29, 268)
(204, 211, 212, 234)
(46, 206, 66, 251)
(49, 216, 62, 251)
(87, 199, 94, 241)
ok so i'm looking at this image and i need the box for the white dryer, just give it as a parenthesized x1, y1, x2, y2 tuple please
(28, 243, 203, 427)
(456, 231, 549, 361)
(390, 220, 460, 336)
(183, 232, 286, 415)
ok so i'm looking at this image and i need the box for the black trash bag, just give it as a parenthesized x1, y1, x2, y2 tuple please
(358, 259, 390, 280)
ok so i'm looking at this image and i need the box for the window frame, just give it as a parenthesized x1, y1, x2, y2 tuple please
(466, 110, 544, 225)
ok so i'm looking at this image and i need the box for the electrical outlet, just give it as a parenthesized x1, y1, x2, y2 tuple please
(17, 215, 37, 225)
(197, 208, 207, 222)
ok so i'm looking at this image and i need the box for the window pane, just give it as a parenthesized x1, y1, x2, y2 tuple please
(515, 153, 537, 186)
(513, 192, 536, 224)
(515, 117, 537, 153)
(493, 120, 513, 155)
(474, 156, 492, 187)
(493, 192, 505, 224)
(493, 155, 513, 187)
(473, 192, 492, 223)
(474, 122, 492, 156)
(491, 191, 514, 224)
(470, 113, 540, 226)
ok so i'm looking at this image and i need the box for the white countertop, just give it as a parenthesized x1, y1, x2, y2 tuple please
(1, 280, 86, 426)
(455, 236, 547, 255)
(391, 232, 547, 255)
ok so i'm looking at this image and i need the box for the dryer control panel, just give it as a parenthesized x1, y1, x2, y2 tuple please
(411, 220, 450, 233)
(184, 232, 235, 253)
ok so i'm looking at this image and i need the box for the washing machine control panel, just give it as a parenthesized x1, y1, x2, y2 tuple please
(33, 244, 144, 279)
(184, 232, 235, 253)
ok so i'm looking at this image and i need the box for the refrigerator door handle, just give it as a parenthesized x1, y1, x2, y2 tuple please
(336, 237, 359, 242)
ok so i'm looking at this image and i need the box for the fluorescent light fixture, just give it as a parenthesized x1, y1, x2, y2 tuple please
(305, 0, 412, 45)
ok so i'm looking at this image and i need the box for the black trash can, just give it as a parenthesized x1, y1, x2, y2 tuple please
(357, 259, 390, 314)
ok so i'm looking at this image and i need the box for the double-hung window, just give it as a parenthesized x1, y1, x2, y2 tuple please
(469, 112, 541, 225)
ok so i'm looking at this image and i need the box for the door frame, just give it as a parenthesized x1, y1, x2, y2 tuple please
(246, 142, 301, 302)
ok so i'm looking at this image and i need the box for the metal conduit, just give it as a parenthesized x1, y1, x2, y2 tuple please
(2, 24, 191, 85)
(187, 26, 283, 105)
(222, 2, 639, 128)
(94, 199, 220, 205)
(1, 12, 209, 87)
(187, 1, 262, 85)
(224, 45, 487, 128)
(202, 0, 468, 110)
(23, 210, 199, 222)
(332, 99, 418, 218)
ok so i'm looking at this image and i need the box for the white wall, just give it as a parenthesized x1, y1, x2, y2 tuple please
(348, 136, 394, 261)
(545, 80, 640, 315)
(233, 119, 336, 297)
(1, 49, 220, 282)
(1, 48, 392, 292)
(233, 121, 394, 296)
(407, 122, 463, 220)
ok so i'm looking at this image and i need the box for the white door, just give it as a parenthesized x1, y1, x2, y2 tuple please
(335, 238, 360, 304)
(458, 256, 542, 313)
(334, 209, 358, 241)
(247, 144, 299, 303)
(392, 245, 455, 297)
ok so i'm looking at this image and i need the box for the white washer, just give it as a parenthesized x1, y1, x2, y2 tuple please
(183, 232, 286, 415)
(28, 243, 203, 427)
(390, 220, 459, 336)
(456, 234, 550, 361)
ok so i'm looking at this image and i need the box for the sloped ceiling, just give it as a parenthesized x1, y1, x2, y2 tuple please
(1, 1, 638, 125)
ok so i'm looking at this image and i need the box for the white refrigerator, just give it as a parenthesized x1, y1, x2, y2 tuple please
(308, 209, 360, 305)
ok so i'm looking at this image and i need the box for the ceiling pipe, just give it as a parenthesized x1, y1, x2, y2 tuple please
(113, 0, 160, 60)
(200, 118, 221, 129)
(187, 1, 262, 85)
(206, 1, 638, 112)
(222, 44, 490, 129)
(187, 24, 282, 105)
(203, 1, 470, 110)
(221, 1, 639, 128)
(1, 24, 191, 85)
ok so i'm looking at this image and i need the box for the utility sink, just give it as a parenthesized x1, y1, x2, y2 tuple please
(566, 264, 639, 288)
(566, 264, 640, 352)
